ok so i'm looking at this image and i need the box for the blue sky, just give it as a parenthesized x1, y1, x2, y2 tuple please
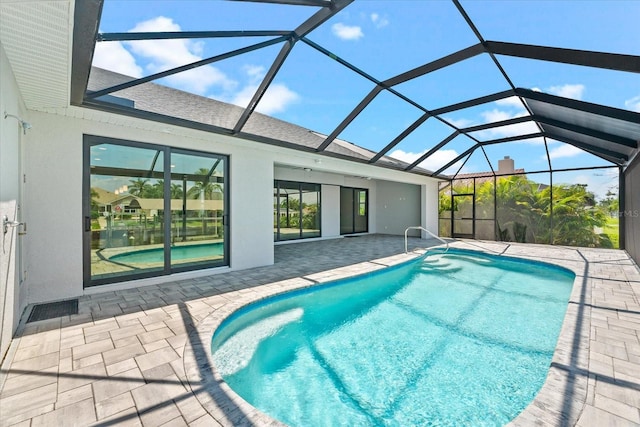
(94, 0, 639, 198)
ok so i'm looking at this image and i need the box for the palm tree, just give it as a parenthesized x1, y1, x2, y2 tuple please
(185, 168, 223, 237)
(170, 183, 183, 199)
(188, 168, 222, 200)
(128, 178, 149, 197)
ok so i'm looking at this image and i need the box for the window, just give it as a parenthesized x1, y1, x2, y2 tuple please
(83, 136, 228, 287)
(274, 181, 321, 241)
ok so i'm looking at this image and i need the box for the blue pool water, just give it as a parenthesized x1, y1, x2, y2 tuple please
(211, 249, 575, 426)
(110, 242, 223, 263)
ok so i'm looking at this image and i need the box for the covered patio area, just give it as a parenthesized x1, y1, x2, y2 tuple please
(1, 235, 639, 426)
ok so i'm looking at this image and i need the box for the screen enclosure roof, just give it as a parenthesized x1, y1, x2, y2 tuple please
(71, 0, 640, 179)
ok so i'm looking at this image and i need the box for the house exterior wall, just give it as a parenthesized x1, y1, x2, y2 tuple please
(20, 108, 439, 305)
(376, 180, 422, 236)
(624, 155, 640, 266)
(0, 41, 27, 361)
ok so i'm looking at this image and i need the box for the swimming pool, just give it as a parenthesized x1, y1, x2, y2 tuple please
(210, 249, 575, 426)
(109, 242, 223, 264)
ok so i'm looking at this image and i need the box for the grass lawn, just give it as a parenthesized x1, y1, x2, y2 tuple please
(603, 216, 619, 248)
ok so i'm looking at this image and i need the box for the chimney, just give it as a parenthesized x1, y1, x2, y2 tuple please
(498, 156, 515, 175)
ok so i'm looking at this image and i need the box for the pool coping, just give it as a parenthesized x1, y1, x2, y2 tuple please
(183, 241, 595, 426)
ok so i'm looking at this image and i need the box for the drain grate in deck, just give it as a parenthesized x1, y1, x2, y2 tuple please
(27, 299, 78, 323)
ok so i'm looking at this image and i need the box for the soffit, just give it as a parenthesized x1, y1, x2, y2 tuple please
(0, 0, 72, 109)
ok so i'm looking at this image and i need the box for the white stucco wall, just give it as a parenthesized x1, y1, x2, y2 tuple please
(321, 184, 340, 238)
(422, 181, 440, 237)
(376, 180, 422, 236)
(19, 107, 440, 304)
(0, 41, 27, 360)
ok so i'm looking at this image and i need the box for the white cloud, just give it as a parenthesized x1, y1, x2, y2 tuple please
(624, 95, 640, 112)
(243, 64, 266, 80)
(547, 144, 583, 160)
(389, 148, 462, 174)
(481, 109, 514, 123)
(444, 117, 475, 129)
(476, 109, 540, 140)
(494, 96, 526, 110)
(93, 41, 143, 78)
(332, 22, 364, 40)
(547, 84, 585, 100)
(227, 65, 300, 115)
(125, 16, 235, 95)
(370, 13, 389, 28)
(230, 83, 300, 115)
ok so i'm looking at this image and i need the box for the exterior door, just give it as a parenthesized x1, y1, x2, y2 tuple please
(84, 137, 228, 287)
(340, 187, 368, 235)
(452, 194, 474, 238)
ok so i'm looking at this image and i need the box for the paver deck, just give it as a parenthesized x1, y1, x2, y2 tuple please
(1, 235, 639, 426)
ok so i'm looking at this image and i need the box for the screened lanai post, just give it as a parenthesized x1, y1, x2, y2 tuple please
(485, 41, 640, 73)
(480, 133, 544, 146)
(459, 115, 532, 133)
(96, 30, 291, 42)
(515, 88, 640, 121)
(232, 37, 296, 134)
(232, 0, 353, 134)
(370, 113, 430, 163)
(544, 138, 553, 244)
(405, 131, 459, 171)
(480, 146, 495, 174)
(534, 115, 638, 149)
(452, 149, 474, 179)
(543, 133, 628, 164)
(619, 165, 626, 250)
(230, 0, 330, 6)
(429, 89, 515, 116)
(381, 43, 486, 88)
(493, 175, 497, 241)
(452, 0, 546, 137)
(432, 146, 477, 176)
(316, 86, 383, 152)
(87, 37, 288, 99)
(70, 0, 102, 106)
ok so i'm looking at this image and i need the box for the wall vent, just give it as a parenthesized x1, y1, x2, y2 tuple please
(27, 299, 79, 323)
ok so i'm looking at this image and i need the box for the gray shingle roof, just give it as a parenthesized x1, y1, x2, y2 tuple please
(87, 67, 416, 171)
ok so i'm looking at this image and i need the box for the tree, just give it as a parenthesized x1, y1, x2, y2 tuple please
(128, 178, 150, 197)
(442, 175, 613, 248)
(188, 168, 222, 200)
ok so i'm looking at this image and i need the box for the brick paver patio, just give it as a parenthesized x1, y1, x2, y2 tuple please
(1, 235, 639, 426)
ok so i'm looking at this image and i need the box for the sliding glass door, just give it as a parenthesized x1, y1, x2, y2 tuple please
(84, 136, 228, 287)
(169, 151, 226, 271)
(274, 181, 321, 241)
(340, 187, 368, 235)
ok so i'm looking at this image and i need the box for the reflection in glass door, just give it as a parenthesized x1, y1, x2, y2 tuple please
(84, 137, 228, 287)
(170, 151, 226, 271)
(452, 194, 474, 238)
(273, 181, 321, 241)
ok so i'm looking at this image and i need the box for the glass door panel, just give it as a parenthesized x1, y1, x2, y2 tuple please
(88, 142, 165, 283)
(278, 182, 302, 241)
(85, 137, 229, 287)
(169, 152, 226, 270)
(341, 187, 368, 235)
(340, 187, 354, 234)
(301, 183, 320, 238)
(354, 190, 368, 233)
